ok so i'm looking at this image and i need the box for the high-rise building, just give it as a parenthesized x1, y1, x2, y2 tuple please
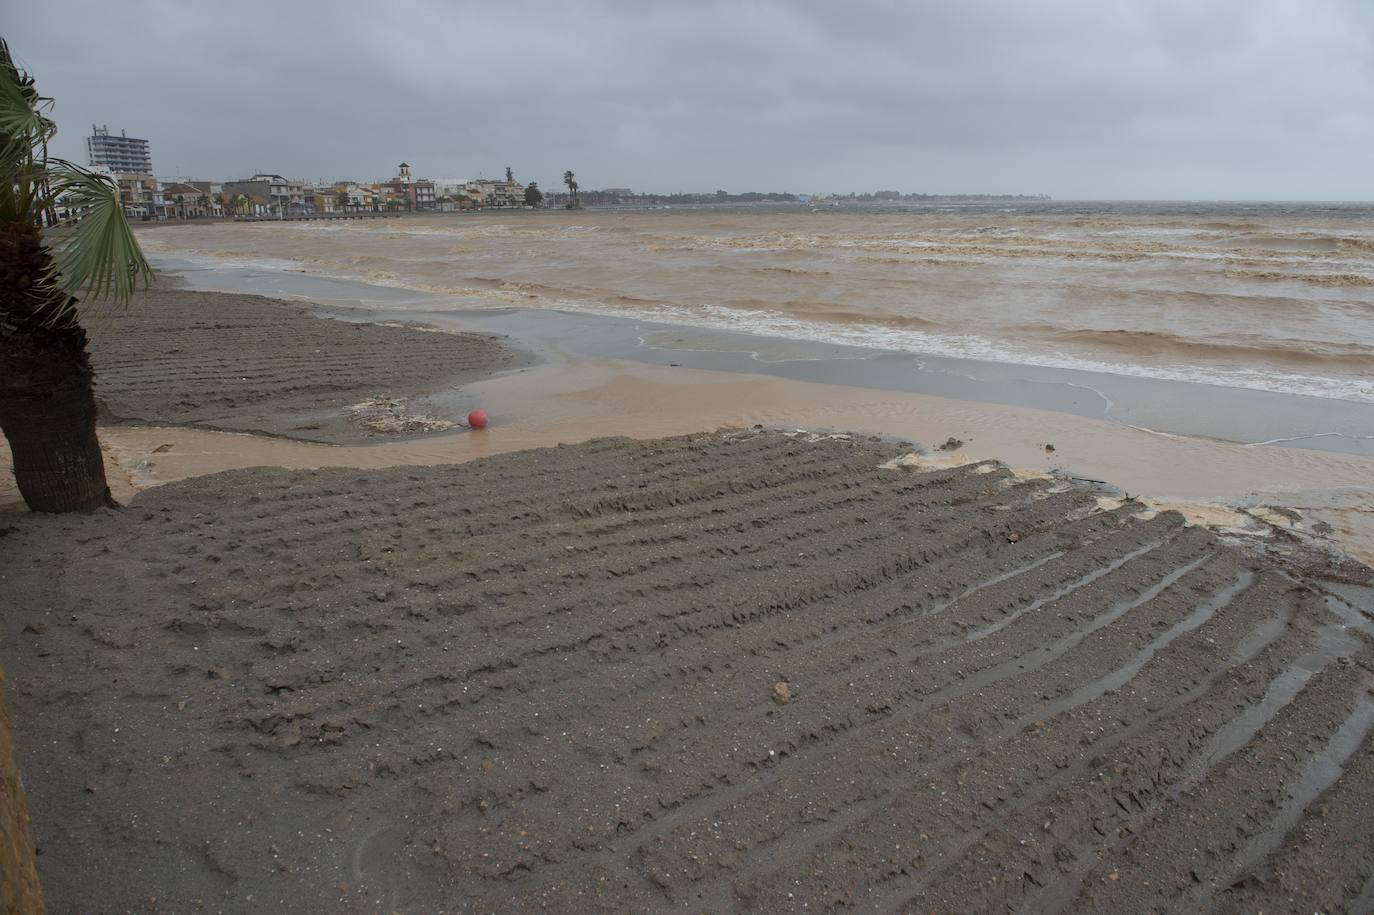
(86, 125, 153, 175)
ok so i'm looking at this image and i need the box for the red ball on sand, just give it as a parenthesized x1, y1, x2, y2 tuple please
(467, 409, 488, 429)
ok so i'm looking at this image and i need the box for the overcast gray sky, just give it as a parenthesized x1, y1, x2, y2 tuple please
(9, 0, 1374, 199)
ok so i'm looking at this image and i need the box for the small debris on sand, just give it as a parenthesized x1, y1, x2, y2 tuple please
(772, 681, 793, 705)
(347, 396, 454, 436)
(1044, 443, 1056, 453)
(938, 437, 964, 451)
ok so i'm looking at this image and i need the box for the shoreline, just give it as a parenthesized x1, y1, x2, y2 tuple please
(3, 275, 1372, 565)
(4, 275, 1374, 909)
(134, 202, 1374, 409)
(150, 251, 1374, 457)
(78, 361, 1374, 567)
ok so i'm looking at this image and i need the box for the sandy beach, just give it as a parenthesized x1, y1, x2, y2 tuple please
(7, 274, 1373, 566)
(8, 1, 1374, 909)
(82, 283, 523, 444)
(2, 422, 1373, 910)
(0, 280, 1371, 912)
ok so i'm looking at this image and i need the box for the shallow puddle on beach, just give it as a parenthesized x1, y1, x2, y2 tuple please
(5, 357, 1372, 564)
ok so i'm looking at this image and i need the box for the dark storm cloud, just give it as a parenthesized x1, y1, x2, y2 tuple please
(8, 0, 1373, 198)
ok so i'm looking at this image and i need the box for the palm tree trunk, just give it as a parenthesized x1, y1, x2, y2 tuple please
(0, 332, 112, 512)
(0, 223, 114, 513)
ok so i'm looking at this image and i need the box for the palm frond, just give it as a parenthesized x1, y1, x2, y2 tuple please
(0, 38, 56, 164)
(46, 165, 151, 308)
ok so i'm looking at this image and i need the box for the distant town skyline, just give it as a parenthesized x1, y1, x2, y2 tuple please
(9, 0, 1374, 201)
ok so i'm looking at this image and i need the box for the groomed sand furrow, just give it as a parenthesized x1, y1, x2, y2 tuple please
(101, 480, 1165, 780)
(229, 475, 1063, 759)
(267, 458, 1016, 623)
(207, 443, 961, 571)
(421, 530, 1224, 893)
(1061, 648, 1372, 914)
(193, 472, 1088, 807)
(808, 563, 1267, 911)
(311, 490, 1129, 770)
(953, 588, 1347, 913)
(96, 350, 503, 374)
(735, 500, 1145, 664)
(444, 542, 1272, 906)
(199, 434, 894, 545)
(4, 430, 1368, 914)
(672, 562, 1290, 911)
(208, 462, 1013, 647)
(608, 515, 1188, 767)
(616, 546, 1242, 903)
(86, 286, 517, 442)
(1211, 722, 1374, 914)
(364, 486, 1095, 747)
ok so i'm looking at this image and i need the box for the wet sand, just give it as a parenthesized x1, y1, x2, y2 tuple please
(84, 285, 522, 444)
(6, 282, 1374, 563)
(2, 285, 1374, 911)
(3, 430, 1373, 912)
(17, 353, 1372, 567)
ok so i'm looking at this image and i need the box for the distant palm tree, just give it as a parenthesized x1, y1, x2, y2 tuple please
(0, 38, 152, 511)
(563, 170, 580, 209)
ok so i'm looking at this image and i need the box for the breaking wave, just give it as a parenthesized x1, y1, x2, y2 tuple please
(1018, 326, 1374, 373)
(1226, 270, 1374, 286)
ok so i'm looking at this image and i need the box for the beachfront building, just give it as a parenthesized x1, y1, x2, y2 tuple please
(187, 180, 229, 215)
(160, 182, 223, 218)
(222, 174, 306, 216)
(416, 176, 527, 210)
(413, 179, 436, 209)
(301, 185, 338, 215)
(381, 162, 438, 211)
(431, 179, 474, 211)
(333, 182, 374, 211)
(86, 125, 153, 175)
(113, 172, 158, 219)
(469, 178, 526, 208)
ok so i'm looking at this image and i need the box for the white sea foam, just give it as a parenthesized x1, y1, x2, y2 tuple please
(139, 207, 1374, 406)
(548, 299, 1374, 404)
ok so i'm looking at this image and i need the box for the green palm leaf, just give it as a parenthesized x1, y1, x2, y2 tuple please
(3, 37, 151, 314)
(46, 165, 152, 309)
(0, 39, 56, 158)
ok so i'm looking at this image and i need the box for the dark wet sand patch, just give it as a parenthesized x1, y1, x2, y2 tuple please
(86, 285, 524, 444)
(2, 429, 1371, 912)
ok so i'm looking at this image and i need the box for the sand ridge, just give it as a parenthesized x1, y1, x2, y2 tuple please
(83, 285, 523, 444)
(3, 430, 1372, 912)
